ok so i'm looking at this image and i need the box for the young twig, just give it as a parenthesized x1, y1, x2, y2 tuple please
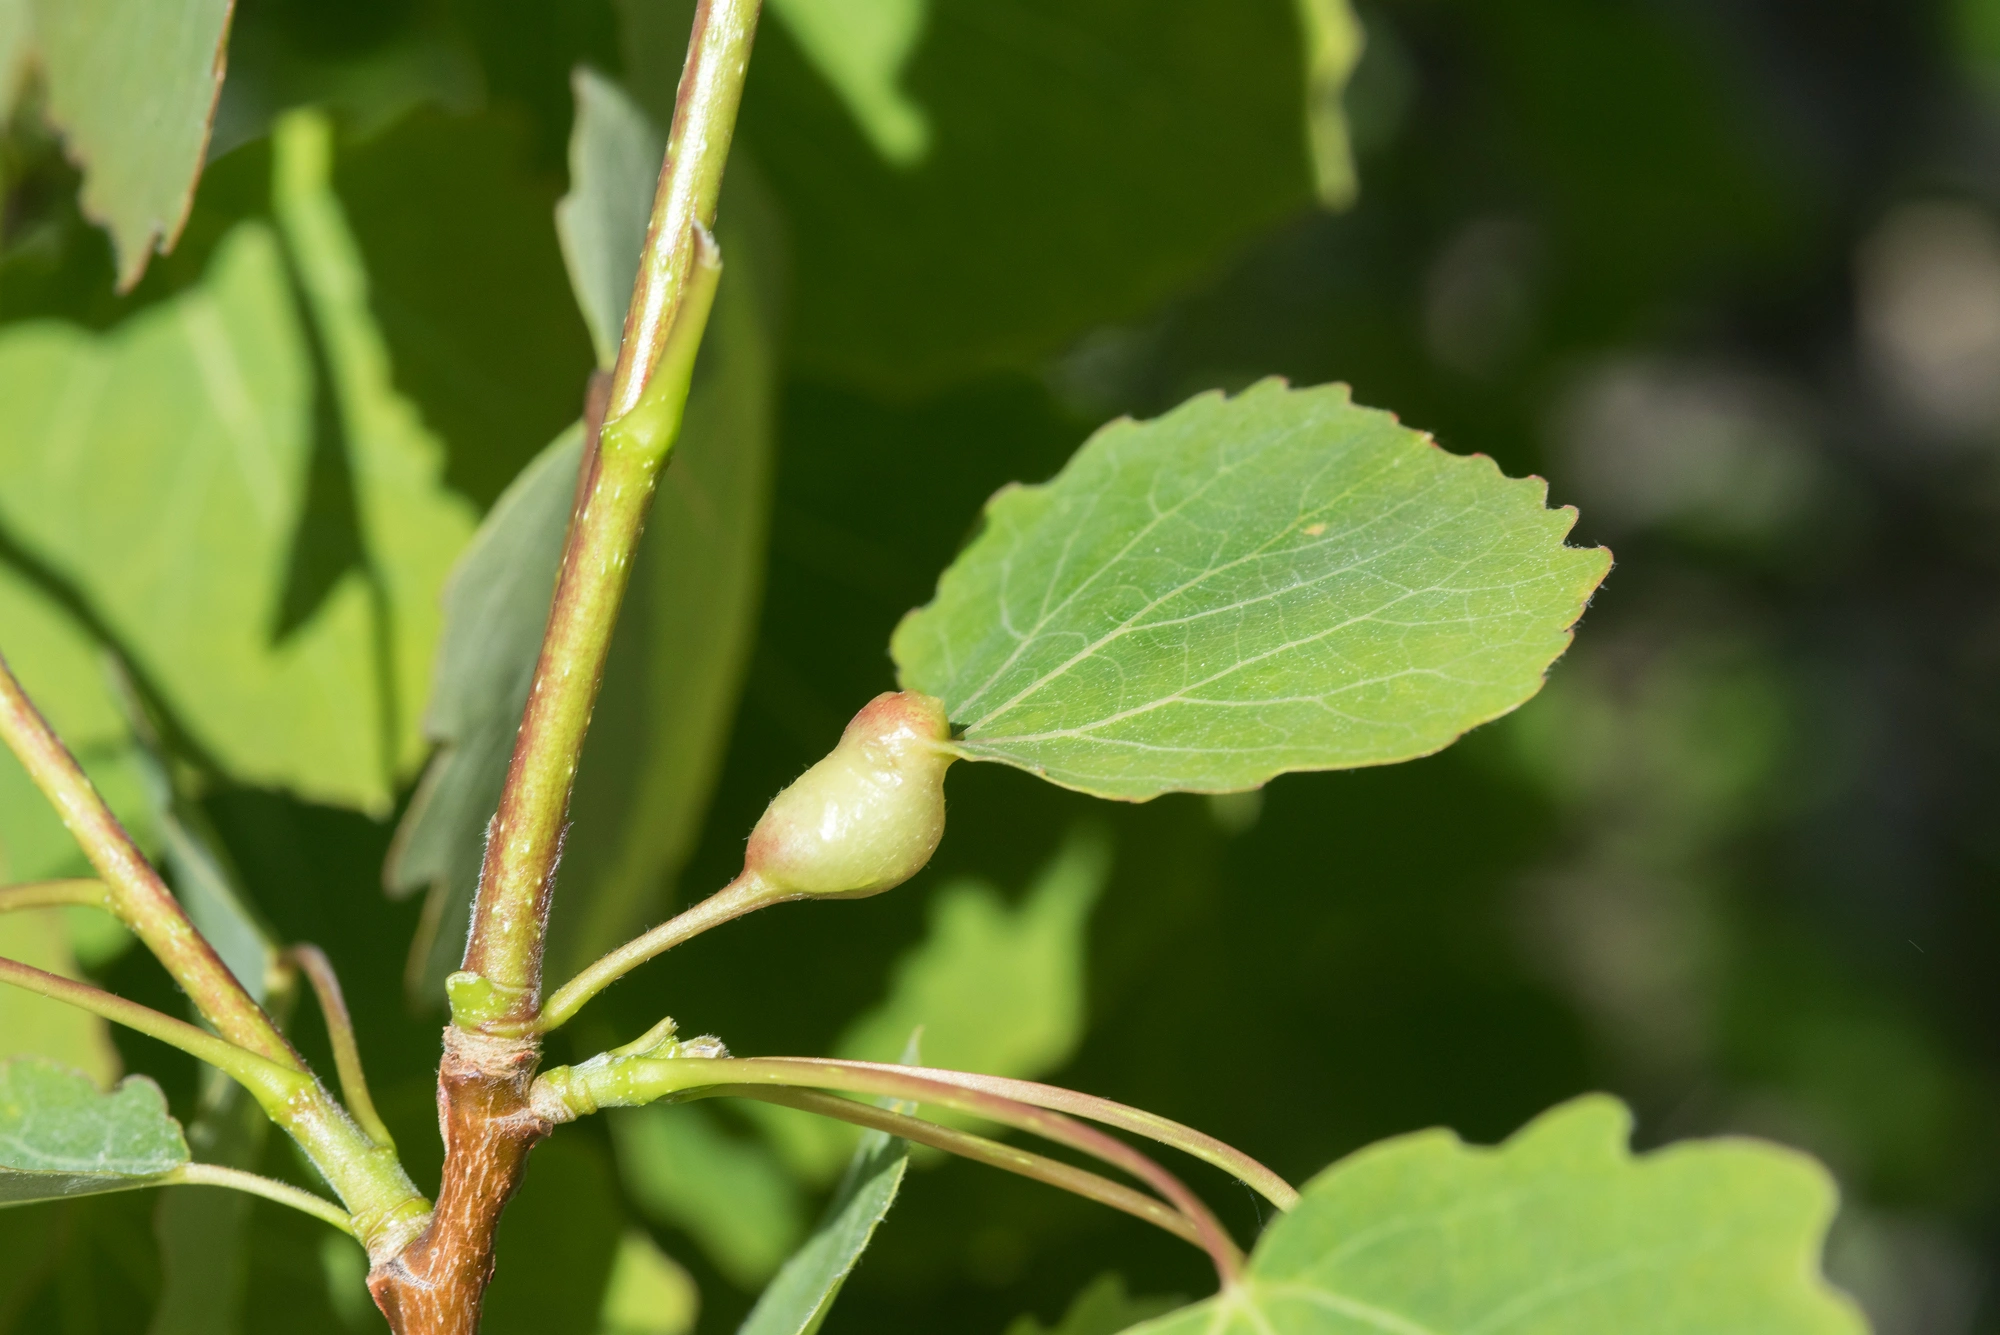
(0, 878, 110, 913)
(703, 1084, 1209, 1250)
(284, 944, 397, 1150)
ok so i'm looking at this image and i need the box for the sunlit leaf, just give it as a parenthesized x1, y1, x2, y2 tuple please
(1127, 1096, 1865, 1335)
(0, 1058, 187, 1204)
(736, 1121, 910, 1335)
(0, 0, 29, 115)
(1295, 0, 1363, 207)
(1002, 1274, 1183, 1335)
(0, 570, 152, 884)
(0, 222, 388, 810)
(893, 379, 1611, 800)
(0, 911, 120, 1088)
(598, 1230, 700, 1335)
(767, 0, 929, 165)
(611, 1103, 807, 1288)
(391, 71, 778, 999)
(27, 0, 236, 289)
(271, 108, 477, 780)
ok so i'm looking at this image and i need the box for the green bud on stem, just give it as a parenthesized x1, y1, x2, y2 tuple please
(744, 691, 955, 898)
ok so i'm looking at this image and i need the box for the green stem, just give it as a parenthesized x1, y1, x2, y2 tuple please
(284, 944, 397, 1150)
(162, 1163, 356, 1236)
(0, 878, 109, 913)
(702, 1085, 1207, 1250)
(0, 954, 431, 1261)
(777, 1058, 1299, 1210)
(459, 0, 761, 1030)
(532, 1054, 1244, 1282)
(537, 872, 783, 1032)
(0, 653, 298, 1069)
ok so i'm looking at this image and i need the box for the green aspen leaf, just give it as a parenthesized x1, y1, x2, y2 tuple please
(26, 0, 235, 289)
(0, 1058, 187, 1204)
(1126, 1096, 1866, 1335)
(557, 66, 666, 368)
(1003, 1274, 1183, 1335)
(0, 911, 120, 1089)
(892, 380, 1611, 800)
(0, 570, 152, 885)
(611, 1103, 807, 1288)
(0, 222, 388, 810)
(272, 108, 478, 781)
(392, 73, 778, 1000)
(767, 0, 930, 165)
(598, 1230, 699, 1335)
(1295, 0, 1364, 207)
(737, 1124, 910, 1335)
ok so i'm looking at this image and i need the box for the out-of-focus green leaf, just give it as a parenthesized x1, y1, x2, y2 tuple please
(25, 0, 235, 289)
(1126, 1096, 1865, 1335)
(0, 912, 120, 1089)
(272, 108, 477, 780)
(0, 1058, 187, 1204)
(484, 1136, 624, 1335)
(611, 1103, 807, 1289)
(0, 0, 29, 115)
(0, 221, 389, 808)
(392, 68, 778, 1000)
(386, 424, 579, 1002)
(386, 423, 579, 1001)
(708, 0, 1315, 391)
(1295, 0, 1362, 207)
(749, 833, 1107, 1180)
(767, 0, 929, 165)
(598, 1230, 700, 1335)
(333, 104, 598, 508)
(837, 827, 1107, 1076)
(893, 379, 1611, 801)
(556, 66, 665, 367)
(0, 573, 152, 885)
(736, 1121, 910, 1335)
(1003, 1274, 1183, 1335)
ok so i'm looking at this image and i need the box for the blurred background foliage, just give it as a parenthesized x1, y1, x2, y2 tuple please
(0, 0, 1997, 1332)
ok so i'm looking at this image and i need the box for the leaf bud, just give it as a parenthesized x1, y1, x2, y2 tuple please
(744, 691, 955, 899)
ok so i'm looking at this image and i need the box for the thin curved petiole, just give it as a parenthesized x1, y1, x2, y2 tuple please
(164, 1163, 356, 1236)
(700, 1084, 1206, 1251)
(772, 1058, 1299, 1210)
(0, 878, 111, 913)
(0, 955, 309, 1105)
(282, 944, 396, 1150)
(537, 873, 783, 1033)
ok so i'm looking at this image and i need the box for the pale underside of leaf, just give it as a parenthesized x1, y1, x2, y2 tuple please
(28, 0, 237, 290)
(768, 0, 931, 165)
(893, 378, 1611, 801)
(0, 1058, 188, 1205)
(1125, 1095, 1866, 1335)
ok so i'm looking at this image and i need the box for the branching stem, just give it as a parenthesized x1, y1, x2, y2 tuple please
(459, 0, 760, 1031)
(0, 653, 297, 1067)
(0, 878, 110, 913)
(775, 1058, 1299, 1210)
(702, 1085, 1208, 1250)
